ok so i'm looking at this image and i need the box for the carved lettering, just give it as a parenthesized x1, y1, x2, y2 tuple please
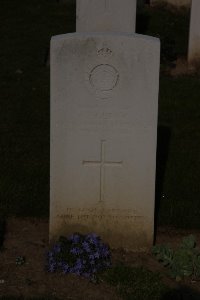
(57, 213, 144, 222)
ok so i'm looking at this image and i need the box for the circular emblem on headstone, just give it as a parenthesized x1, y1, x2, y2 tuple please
(89, 64, 119, 92)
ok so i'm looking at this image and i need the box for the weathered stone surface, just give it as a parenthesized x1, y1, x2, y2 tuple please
(188, 0, 200, 64)
(50, 32, 160, 251)
(76, 0, 137, 33)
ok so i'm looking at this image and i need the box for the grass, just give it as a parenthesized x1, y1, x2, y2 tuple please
(0, 1, 200, 228)
(157, 76, 200, 227)
(0, 0, 75, 217)
(102, 263, 167, 300)
(137, 4, 200, 228)
(137, 3, 190, 63)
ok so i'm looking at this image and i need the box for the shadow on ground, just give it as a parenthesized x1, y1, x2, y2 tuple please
(162, 286, 200, 300)
(155, 126, 171, 230)
(1, 286, 200, 300)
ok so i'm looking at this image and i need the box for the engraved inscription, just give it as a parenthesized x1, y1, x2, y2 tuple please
(82, 140, 123, 202)
(58, 214, 143, 221)
(89, 64, 119, 92)
(64, 208, 138, 214)
(56, 208, 144, 227)
(67, 108, 140, 135)
(57, 212, 144, 223)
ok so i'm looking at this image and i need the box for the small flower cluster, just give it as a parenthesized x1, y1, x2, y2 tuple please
(47, 233, 111, 279)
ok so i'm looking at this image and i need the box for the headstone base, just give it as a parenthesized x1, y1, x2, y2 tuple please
(50, 208, 154, 251)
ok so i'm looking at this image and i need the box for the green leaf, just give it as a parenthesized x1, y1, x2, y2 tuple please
(183, 268, 193, 277)
(152, 244, 173, 267)
(152, 235, 200, 281)
(181, 235, 196, 250)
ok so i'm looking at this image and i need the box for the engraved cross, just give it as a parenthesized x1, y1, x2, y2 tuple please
(104, 0, 110, 12)
(82, 140, 122, 202)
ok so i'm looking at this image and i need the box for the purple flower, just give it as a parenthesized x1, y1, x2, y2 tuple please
(47, 251, 54, 258)
(89, 259, 95, 265)
(62, 263, 70, 274)
(53, 244, 61, 253)
(75, 258, 83, 270)
(69, 234, 80, 244)
(69, 266, 75, 273)
(82, 259, 86, 265)
(70, 247, 83, 255)
(94, 252, 100, 259)
(47, 232, 112, 279)
(82, 241, 91, 252)
(100, 245, 110, 257)
(88, 233, 98, 239)
(48, 258, 55, 266)
(89, 254, 95, 260)
(48, 252, 56, 265)
(104, 260, 112, 267)
(86, 233, 99, 245)
(48, 263, 56, 272)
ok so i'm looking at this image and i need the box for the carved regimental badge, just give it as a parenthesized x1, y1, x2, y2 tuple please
(85, 47, 119, 99)
(86, 63, 119, 99)
(89, 64, 119, 92)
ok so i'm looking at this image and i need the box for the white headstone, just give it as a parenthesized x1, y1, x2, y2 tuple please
(50, 31, 160, 251)
(76, 0, 137, 33)
(188, 0, 200, 64)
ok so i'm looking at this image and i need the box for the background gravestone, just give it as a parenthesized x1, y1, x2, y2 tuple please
(188, 0, 200, 65)
(76, 0, 137, 33)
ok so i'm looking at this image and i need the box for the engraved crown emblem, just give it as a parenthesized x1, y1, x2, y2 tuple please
(97, 47, 113, 57)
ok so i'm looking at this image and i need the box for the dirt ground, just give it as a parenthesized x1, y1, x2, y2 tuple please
(1, 218, 200, 299)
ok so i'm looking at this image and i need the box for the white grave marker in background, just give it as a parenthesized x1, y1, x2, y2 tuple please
(188, 0, 200, 64)
(76, 0, 137, 33)
(50, 0, 160, 251)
